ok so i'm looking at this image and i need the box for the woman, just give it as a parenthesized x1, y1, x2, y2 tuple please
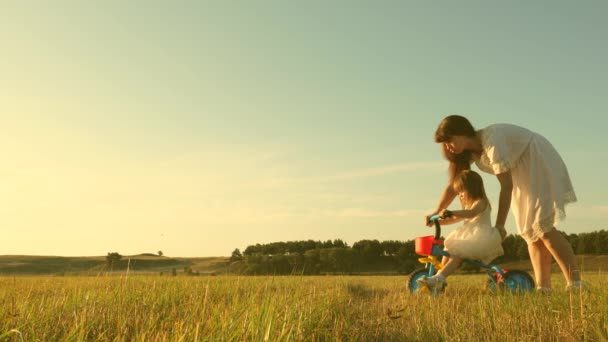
(427, 115, 581, 292)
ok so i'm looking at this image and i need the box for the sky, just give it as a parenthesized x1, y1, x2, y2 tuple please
(1, 1, 607, 257)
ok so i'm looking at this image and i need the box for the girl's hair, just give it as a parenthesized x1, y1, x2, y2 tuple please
(434, 115, 476, 184)
(452, 170, 489, 208)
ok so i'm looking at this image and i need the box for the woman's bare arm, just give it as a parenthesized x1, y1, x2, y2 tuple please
(434, 184, 457, 213)
(426, 184, 457, 226)
(495, 171, 512, 239)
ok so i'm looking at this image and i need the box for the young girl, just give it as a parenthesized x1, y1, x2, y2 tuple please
(418, 170, 504, 289)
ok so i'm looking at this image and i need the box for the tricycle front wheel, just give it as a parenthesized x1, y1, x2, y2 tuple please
(407, 268, 447, 294)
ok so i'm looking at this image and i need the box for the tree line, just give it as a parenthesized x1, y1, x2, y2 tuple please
(230, 230, 608, 275)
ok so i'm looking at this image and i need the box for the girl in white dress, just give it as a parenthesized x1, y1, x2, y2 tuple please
(417, 170, 503, 290)
(427, 115, 581, 292)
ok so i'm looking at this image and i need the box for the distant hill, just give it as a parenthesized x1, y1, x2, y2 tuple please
(186, 257, 232, 274)
(0, 254, 604, 276)
(0, 255, 228, 275)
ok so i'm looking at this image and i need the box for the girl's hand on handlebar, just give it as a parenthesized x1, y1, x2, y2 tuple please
(439, 209, 453, 219)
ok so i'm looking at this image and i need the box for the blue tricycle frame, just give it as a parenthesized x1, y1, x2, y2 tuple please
(407, 213, 535, 295)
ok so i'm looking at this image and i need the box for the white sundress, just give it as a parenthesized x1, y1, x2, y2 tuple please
(444, 201, 504, 264)
(473, 124, 577, 244)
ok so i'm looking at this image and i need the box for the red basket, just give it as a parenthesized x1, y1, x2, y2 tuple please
(415, 235, 442, 256)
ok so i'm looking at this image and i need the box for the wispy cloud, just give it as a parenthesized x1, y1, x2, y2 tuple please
(197, 206, 427, 225)
(314, 161, 445, 182)
(565, 204, 608, 218)
(591, 205, 608, 214)
(327, 208, 427, 219)
(237, 161, 446, 204)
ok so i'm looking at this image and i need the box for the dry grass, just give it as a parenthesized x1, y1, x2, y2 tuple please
(0, 273, 606, 341)
(500, 255, 608, 274)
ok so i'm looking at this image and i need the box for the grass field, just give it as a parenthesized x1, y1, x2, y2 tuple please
(1, 273, 606, 341)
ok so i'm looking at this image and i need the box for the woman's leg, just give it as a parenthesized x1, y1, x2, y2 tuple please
(540, 228, 580, 283)
(528, 239, 552, 288)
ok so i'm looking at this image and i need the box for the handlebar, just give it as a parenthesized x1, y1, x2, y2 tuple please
(426, 210, 453, 240)
(428, 214, 442, 222)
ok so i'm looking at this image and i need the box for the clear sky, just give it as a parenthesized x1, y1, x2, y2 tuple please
(1, 1, 607, 257)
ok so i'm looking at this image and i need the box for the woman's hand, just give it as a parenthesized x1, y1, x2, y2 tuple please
(424, 212, 438, 227)
(496, 226, 507, 241)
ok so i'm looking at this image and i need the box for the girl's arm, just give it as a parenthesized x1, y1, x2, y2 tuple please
(495, 171, 512, 240)
(444, 199, 487, 219)
(438, 199, 487, 225)
(437, 216, 463, 225)
(426, 183, 457, 226)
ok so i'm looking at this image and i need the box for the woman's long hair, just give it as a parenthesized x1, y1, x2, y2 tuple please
(434, 115, 476, 184)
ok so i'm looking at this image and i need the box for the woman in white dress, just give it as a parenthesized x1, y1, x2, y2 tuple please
(417, 170, 503, 290)
(427, 115, 581, 291)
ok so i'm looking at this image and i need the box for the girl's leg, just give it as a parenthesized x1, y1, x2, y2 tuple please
(528, 239, 552, 288)
(436, 256, 462, 278)
(417, 256, 462, 289)
(441, 255, 450, 267)
(540, 228, 580, 284)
